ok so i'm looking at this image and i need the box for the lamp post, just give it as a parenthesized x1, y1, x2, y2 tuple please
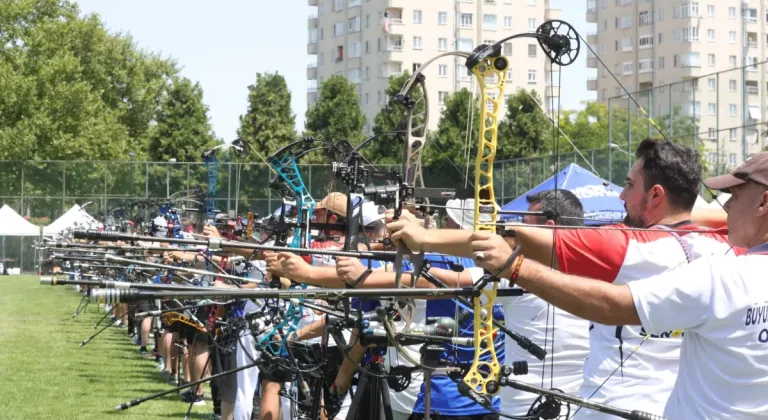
(167, 158, 176, 198)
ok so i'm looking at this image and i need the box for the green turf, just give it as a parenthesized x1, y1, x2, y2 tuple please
(0, 276, 213, 419)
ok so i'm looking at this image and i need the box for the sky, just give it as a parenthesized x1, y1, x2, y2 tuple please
(76, 0, 595, 142)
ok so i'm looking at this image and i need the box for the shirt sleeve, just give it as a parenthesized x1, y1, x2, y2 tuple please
(627, 257, 715, 334)
(554, 227, 630, 282)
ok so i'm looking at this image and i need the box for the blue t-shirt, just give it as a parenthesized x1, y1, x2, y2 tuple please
(411, 254, 506, 416)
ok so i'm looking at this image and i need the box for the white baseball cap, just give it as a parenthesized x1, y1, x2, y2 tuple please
(361, 201, 386, 226)
(445, 198, 498, 231)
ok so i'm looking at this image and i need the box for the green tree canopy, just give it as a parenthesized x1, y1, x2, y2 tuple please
(148, 77, 219, 162)
(496, 89, 553, 159)
(304, 75, 365, 158)
(0, 0, 179, 161)
(237, 72, 297, 161)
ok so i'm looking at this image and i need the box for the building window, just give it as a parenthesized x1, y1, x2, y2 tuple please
(365, 67, 369, 80)
(658, 56, 665, 68)
(707, 29, 714, 41)
(503, 42, 513, 55)
(682, 27, 699, 42)
(707, 4, 714, 17)
(528, 18, 536, 31)
(413, 36, 422, 49)
(457, 38, 473, 51)
(527, 69, 536, 83)
(639, 34, 654, 49)
(333, 22, 345, 36)
(708, 128, 716, 139)
(459, 13, 473, 28)
(622, 61, 633, 75)
(729, 130, 737, 141)
(708, 103, 716, 115)
(348, 16, 360, 33)
(638, 58, 654, 73)
(658, 32, 664, 44)
(438, 64, 447, 77)
(707, 78, 715, 90)
(364, 93, 369, 105)
(728, 31, 736, 43)
(707, 54, 715, 67)
(622, 37, 633, 51)
(729, 153, 737, 165)
(506, 70, 513, 81)
(728, 7, 736, 19)
(413, 10, 422, 24)
(365, 15, 370, 28)
(484, 14, 497, 30)
(438, 91, 448, 105)
(438, 11, 448, 25)
(729, 80, 737, 91)
(504, 17, 513, 29)
(729, 104, 737, 116)
(438, 38, 448, 51)
(639, 11, 652, 25)
(332, 0, 343, 12)
(528, 44, 537, 57)
(729, 55, 737, 67)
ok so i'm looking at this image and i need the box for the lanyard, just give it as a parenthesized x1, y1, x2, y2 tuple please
(651, 225, 694, 263)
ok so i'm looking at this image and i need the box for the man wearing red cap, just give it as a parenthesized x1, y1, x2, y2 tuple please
(460, 152, 768, 417)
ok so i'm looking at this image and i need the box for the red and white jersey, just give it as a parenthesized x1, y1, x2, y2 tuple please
(554, 222, 740, 419)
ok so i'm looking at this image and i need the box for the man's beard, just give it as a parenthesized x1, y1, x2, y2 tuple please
(623, 202, 649, 228)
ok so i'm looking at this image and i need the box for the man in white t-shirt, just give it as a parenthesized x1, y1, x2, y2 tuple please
(498, 189, 590, 415)
(465, 153, 768, 418)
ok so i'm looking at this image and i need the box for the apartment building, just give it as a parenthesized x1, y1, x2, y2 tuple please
(587, 0, 768, 166)
(307, 0, 562, 135)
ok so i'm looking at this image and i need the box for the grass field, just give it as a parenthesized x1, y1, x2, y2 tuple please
(0, 275, 213, 419)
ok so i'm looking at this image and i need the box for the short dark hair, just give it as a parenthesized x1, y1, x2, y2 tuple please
(526, 189, 584, 227)
(634, 138, 701, 211)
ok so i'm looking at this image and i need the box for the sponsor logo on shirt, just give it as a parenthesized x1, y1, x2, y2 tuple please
(639, 327, 684, 339)
(745, 304, 768, 343)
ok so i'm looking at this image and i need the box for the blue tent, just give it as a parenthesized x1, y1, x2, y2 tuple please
(501, 163, 626, 224)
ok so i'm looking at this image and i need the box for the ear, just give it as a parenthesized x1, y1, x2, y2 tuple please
(650, 184, 665, 207)
(757, 191, 768, 217)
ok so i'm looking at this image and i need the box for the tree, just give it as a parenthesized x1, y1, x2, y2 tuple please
(496, 89, 553, 159)
(368, 71, 423, 164)
(0, 0, 178, 161)
(304, 75, 365, 158)
(237, 72, 297, 161)
(148, 77, 219, 162)
(422, 89, 480, 195)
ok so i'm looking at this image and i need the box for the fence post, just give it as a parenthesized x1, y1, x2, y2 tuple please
(20, 162, 24, 215)
(716, 73, 720, 175)
(62, 164, 66, 214)
(608, 98, 613, 183)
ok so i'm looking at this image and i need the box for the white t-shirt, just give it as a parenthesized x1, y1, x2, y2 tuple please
(489, 271, 590, 415)
(629, 253, 768, 419)
(554, 224, 735, 418)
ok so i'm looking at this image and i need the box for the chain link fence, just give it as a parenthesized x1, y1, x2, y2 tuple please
(605, 59, 768, 174)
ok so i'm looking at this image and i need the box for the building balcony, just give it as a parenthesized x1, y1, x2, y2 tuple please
(587, 77, 597, 91)
(587, 32, 597, 44)
(308, 0, 317, 5)
(307, 91, 318, 107)
(307, 42, 318, 55)
(587, 56, 597, 68)
(307, 64, 317, 80)
(587, 0, 597, 23)
(545, 85, 561, 97)
(308, 15, 318, 29)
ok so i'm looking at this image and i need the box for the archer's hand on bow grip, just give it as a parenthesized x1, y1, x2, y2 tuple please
(385, 209, 426, 253)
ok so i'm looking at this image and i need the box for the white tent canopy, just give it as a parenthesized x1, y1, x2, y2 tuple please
(0, 205, 40, 236)
(43, 204, 100, 236)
